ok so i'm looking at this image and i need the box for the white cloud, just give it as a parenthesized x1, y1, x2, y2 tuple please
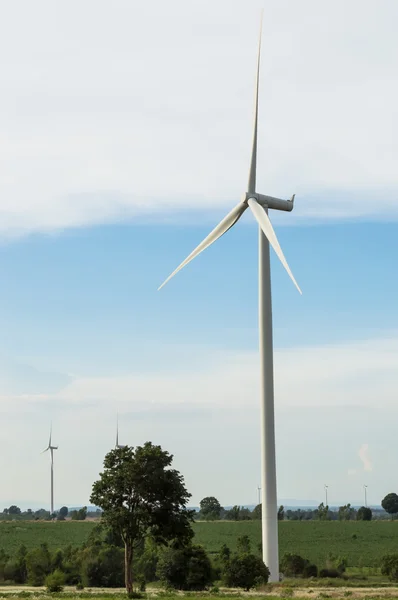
(1, 332, 397, 507)
(0, 0, 397, 237)
(358, 444, 373, 472)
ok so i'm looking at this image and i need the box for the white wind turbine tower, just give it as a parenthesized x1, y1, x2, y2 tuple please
(158, 16, 301, 581)
(41, 423, 58, 515)
(115, 414, 126, 449)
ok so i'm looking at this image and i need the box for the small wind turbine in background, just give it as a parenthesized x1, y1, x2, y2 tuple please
(158, 13, 301, 581)
(324, 484, 329, 506)
(115, 414, 126, 449)
(41, 423, 58, 515)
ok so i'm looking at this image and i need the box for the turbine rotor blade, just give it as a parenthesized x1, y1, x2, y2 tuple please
(158, 201, 247, 290)
(41, 447, 49, 454)
(247, 198, 302, 294)
(247, 11, 263, 194)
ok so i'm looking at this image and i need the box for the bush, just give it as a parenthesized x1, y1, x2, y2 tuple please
(381, 554, 398, 581)
(303, 563, 318, 578)
(81, 545, 124, 587)
(45, 569, 65, 592)
(157, 544, 213, 591)
(319, 568, 340, 578)
(280, 553, 307, 576)
(135, 541, 159, 583)
(26, 544, 51, 586)
(223, 553, 270, 590)
(236, 535, 251, 555)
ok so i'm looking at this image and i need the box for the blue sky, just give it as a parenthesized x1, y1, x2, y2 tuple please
(1, 0, 398, 510)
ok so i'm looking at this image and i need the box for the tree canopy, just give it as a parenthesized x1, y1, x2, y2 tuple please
(382, 493, 398, 518)
(199, 497, 222, 520)
(357, 506, 372, 521)
(90, 442, 193, 594)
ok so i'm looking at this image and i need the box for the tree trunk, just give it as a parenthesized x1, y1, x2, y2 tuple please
(125, 541, 133, 595)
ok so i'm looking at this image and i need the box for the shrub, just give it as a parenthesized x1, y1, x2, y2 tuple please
(303, 563, 318, 578)
(381, 554, 398, 581)
(223, 553, 270, 590)
(45, 569, 65, 592)
(319, 568, 340, 578)
(280, 553, 307, 576)
(135, 541, 159, 583)
(26, 544, 51, 586)
(81, 545, 124, 587)
(236, 535, 251, 555)
(157, 544, 213, 591)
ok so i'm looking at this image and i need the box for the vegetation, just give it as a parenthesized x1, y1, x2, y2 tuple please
(90, 443, 194, 594)
(3, 519, 398, 570)
(357, 506, 372, 521)
(381, 553, 398, 581)
(157, 544, 213, 590)
(381, 493, 398, 519)
(3, 468, 398, 591)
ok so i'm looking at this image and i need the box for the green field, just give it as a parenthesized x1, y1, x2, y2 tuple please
(1, 520, 398, 568)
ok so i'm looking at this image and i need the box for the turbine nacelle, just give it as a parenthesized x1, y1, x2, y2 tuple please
(244, 192, 295, 212)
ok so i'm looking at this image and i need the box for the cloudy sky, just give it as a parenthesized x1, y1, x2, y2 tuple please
(1, 0, 398, 510)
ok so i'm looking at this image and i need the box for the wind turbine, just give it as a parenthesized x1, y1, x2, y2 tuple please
(41, 423, 58, 515)
(115, 414, 126, 449)
(158, 17, 301, 581)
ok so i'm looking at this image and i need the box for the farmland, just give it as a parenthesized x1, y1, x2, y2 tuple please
(1, 520, 398, 568)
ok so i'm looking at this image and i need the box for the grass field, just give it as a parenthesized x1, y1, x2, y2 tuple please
(195, 520, 398, 567)
(1, 520, 398, 568)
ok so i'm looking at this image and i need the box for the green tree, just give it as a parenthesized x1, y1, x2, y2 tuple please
(280, 553, 307, 576)
(157, 544, 213, 590)
(90, 443, 193, 594)
(26, 543, 51, 585)
(357, 506, 372, 521)
(71, 506, 87, 521)
(45, 569, 65, 592)
(278, 505, 285, 521)
(81, 543, 124, 587)
(8, 505, 21, 515)
(223, 554, 270, 590)
(236, 535, 251, 555)
(252, 504, 261, 520)
(382, 493, 398, 519)
(51, 549, 64, 571)
(0, 549, 9, 581)
(317, 502, 329, 520)
(199, 497, 222, 520)
(58, 506, 68, 520)
(338, 504, 355, 521)
(225, 505, 241, 521)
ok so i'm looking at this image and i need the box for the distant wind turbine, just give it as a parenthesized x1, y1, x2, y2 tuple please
(158, 14, 301, 581)
(115, 414, 126, 449)
(41, 423, 58, 515)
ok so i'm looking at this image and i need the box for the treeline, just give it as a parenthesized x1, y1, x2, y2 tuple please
(0, 506, 99, 522)
(197, 497, 375, 521)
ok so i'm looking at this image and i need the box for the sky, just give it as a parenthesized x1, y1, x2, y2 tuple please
(1, 0, 398, 511)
